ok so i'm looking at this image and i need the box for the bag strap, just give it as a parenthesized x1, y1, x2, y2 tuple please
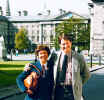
(29, 64, 41, 75)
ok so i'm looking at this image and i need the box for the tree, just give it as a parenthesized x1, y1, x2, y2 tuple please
(77, 23, 90, 50)
(15, 27, 29, 50)
(54, 17, 90, 51)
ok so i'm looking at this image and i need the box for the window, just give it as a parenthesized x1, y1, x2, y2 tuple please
(32, 36, 35, 41)
(50, 35, 53, 41)
(37, 36, 39, 42)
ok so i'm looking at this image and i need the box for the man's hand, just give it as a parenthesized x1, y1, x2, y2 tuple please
(24, 63, 30, 71)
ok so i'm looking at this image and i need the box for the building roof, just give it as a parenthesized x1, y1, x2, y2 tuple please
(6, 10, 89, 22)
(55, 11, 89, 19)
(6, 15, 57, 22)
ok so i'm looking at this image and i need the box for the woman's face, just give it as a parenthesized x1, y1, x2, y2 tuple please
(38, 50, 48, 64)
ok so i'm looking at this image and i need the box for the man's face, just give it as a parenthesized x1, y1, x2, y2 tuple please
(38, 50, 48, 64)
(60, 39, 72, 54)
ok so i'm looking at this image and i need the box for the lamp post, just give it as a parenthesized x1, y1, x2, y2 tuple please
(10, 49, 13, 61)
(88, 1, 94, 68)
(90, 51, 93, 68)
(99, 54, 101, 65)
(75, 25, 78, 52)
(98, 52, 101, 66)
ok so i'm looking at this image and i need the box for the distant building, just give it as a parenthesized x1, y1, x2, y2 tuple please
(0, 16, 8, 48)
(0, 0, 89, 52)
(88, 0, 104, 56)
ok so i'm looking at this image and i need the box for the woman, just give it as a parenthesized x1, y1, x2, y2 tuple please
(16, 45, 54, 100)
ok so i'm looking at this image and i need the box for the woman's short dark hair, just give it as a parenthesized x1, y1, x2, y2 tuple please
(58, 33, 74, 44)
(35, 45, 50, 56)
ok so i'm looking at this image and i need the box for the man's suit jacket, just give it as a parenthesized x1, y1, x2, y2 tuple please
(53, 50, 90, 100)
(16, 60, 54, 100)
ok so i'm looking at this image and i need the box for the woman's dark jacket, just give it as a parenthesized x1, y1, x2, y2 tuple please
(16, 60, 54, 100)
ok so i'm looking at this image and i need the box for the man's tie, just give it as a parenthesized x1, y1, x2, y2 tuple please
(57, 54, 68, 83)
(61, 55, 68, 81)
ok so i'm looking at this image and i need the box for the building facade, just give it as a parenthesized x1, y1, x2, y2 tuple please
(0, 16, 8, 48)
(89, 0, 104, 56)
(0, 0, 89, 52)
(0, 12, 89, 52)
(7, 16, 60, 49)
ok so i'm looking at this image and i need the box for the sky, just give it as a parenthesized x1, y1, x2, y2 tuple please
(0, 0, 90, 16)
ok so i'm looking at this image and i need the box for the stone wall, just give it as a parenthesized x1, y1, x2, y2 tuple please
(90, 2, 104, 56)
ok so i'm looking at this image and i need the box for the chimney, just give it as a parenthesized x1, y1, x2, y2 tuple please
(23, 10, 28, 16)
(59, 9, 63, 15)
(37, 13, 42, 16)
(59, 9, 65, 15)
(47, 10, 51, 15)
(63, 10, 66, 14)
(18, 11, 21, 16)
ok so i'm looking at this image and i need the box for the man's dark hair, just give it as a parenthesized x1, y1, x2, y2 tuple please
(35, 45, 50, 56)
(58, 33, 74, 44)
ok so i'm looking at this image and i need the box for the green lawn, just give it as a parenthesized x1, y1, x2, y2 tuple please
(87, 63, 98, 67)
(0, 61, 30, 88)
(0, 61, 95, 88)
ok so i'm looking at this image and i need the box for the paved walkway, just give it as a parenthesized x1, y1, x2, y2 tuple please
(7, 54, 35, 61)
(89, 65, 104, 72)
(0, 85, 23, 100)
(0, 62, 104, 99)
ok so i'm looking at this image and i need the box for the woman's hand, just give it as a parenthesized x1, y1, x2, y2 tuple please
(26, 89, 33, 95)
(24, 63, 30, 71)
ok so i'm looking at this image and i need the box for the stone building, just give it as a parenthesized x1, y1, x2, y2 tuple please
(0, 16, 8, 47)
(6, 12, 88, 50)
(0, 0, 89, 52)
(88, 0, 104, 56)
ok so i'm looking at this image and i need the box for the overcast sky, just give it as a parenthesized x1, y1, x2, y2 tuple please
(0, 0, 90, 16)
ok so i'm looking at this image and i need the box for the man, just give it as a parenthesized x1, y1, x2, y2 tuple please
(16, 45, 54, 100)
(53, 34, 90, 100)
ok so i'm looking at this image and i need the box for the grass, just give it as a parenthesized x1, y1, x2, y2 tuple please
(0, 61, 97, 88)
(87, 63, 98, 67)
(0, 61, 30, 88)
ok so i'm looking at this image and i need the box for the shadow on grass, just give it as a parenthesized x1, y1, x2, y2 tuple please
(0, 70, 23, 88)
(0, 64, 24, 68)
(0, 61, 30, 88)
